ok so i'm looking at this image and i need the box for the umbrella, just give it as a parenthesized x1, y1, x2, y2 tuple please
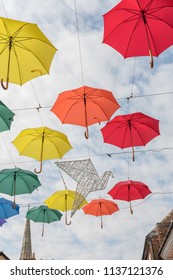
(51, 85, 120, 138)
(0, 218, 6, 227)
(101, 112, 160, 161)
(0, 167, 41, 205)
(82, 198, 119, 228)
(0, 16, 56, 90)
(0, 100, 15, 132)
(26, 205, 62, 236)
(0, 197, 19, 219)
(44, 189, 88, 225)
(12, 126, 72, 174)
(108, 180, 152, 214)
(103, 0, 173, 67)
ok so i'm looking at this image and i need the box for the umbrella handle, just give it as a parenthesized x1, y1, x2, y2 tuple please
(1, 37, 12, 90)
(129, 201, 133, 215)
(84, 127, 89, 139)
(42, 222, 44, 236)
(34, 161, 43, 174)
(1, 78, 9, 90)
(132, 146, 135, 161)
(65, 210, 72, 225)
(149, 49, 154, 68)
(101, 214, 103, 229)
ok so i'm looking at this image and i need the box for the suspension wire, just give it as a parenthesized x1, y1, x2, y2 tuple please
(56, 162, 68, 190)
(18, 191, 173, 209)
(1, 0, 8, 17)
(1, 145, 173, 167)
(73, 0, 91, 157)
(30, 81, 44, 126)
(73, 0, 85, 86)
(0, 134, 16, 167)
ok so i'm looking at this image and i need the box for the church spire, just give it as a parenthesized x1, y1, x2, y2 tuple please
(19, 218, 36, 260)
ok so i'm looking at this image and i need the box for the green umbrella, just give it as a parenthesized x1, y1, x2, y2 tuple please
(26, 205, 62, 236)
(0, 100, 15, 132)
(0, 167, 41, 205)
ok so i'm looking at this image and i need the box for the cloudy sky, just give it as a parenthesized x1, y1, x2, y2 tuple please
(0, 0, 173, 260)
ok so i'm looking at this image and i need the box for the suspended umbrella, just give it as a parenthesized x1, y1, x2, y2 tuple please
(26, 205, 62, 236)
(82, 198, 119, 228)
(101, 112, 160, 161)
(44, 189, 88, 225)
(0, 218, 7, 227)
(108, 180, 152, 214)
(51, 85, 120, 138)
(0, 197, 19, 219)
(0, 16, 56, 89)
(0, 167, 41, 206)
(103, 0, 173, 68)
(12, 126, 72, 174)
(0, 100, 15, 132)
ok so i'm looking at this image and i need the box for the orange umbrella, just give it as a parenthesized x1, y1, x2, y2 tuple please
(82, 198, 119, 228)
(51, 85, 120, 138)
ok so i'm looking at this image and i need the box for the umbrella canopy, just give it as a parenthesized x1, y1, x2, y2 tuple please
(0, 100, 15, 132)
(82, 198, 119, 228)
(51, 85, 120, 138)
(0, 167, 41, 205)
(26, 205, 62, 236)
(108, 180, 152, 214)
(0, 218, 7, 227)
(44, 189, 88, 225)
(103, 0, 173, 67)
(101, 112, 160, 161)
(12, 126, 72, 174)
(0, 17, 56, 89)
(0, 197, 19, 219)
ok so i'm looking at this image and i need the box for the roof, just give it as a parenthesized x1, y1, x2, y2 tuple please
(0, 251, 10, 260)
(142, 209, 173, 259)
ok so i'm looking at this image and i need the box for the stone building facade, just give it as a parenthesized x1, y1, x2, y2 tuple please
(142, 209, 173, 260)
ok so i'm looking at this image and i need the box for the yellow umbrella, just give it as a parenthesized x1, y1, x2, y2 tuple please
(44, 189, 88, 225)
(0, 17, 57, 89)
(12, 126, 72, 174)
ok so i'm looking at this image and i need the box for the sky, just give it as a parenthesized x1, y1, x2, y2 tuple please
(0, 0, 173, 260)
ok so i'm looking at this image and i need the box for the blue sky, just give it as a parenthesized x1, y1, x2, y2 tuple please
(0, 0, 173, 260)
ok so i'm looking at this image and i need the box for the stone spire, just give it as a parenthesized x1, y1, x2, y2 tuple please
(19, 218, 36, 260)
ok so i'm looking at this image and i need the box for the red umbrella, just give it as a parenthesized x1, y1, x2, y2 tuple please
(101, 112, 160, 161)
(108, 180, 152, 214)
(82, 198, 119, 228)
(51, 85, 120, 139)
(103, 0, 173, 67)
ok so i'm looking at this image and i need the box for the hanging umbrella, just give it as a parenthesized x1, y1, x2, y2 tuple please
(82, 198, 119, 228)
(26, 205, 62, 236)
(108, 180, 152, 214)
(0, 17, 56, 89)
(103, 0, 173, 67)
(101, 112, 160, 161)
(0, 100, 15, 132)
(0, 197, 19, 219)
(44, 189, 88, 225)
(12, 126, 72, 174)
(51, 85, 120, 138)
(0, 167, 41, 206)
(0, 218, 7, 227)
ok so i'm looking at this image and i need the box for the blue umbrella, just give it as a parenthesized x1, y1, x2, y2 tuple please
(0, 218, 6, 226)
(0, 198, 19, 219)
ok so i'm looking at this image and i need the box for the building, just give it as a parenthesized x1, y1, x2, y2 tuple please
(142, 209, 173, 260)
(0, 251, 9, 260)
(19, 218, 36, 260)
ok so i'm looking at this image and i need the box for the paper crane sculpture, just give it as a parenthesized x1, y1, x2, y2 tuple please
(56, 158, 114, 217)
